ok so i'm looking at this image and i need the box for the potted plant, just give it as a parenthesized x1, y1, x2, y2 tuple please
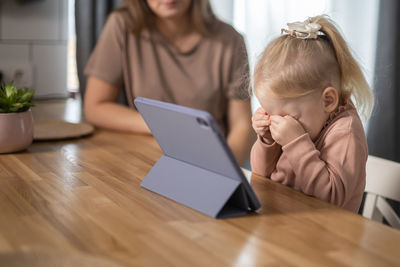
(0, 82, 35, 153)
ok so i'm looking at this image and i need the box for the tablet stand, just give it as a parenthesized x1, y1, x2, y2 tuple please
(141, 155, 249, 218)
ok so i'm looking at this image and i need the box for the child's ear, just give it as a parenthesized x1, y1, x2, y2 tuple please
(321, 87, 339, 113)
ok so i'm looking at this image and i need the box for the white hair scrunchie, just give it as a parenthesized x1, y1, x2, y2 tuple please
(281, 19, 322, 39)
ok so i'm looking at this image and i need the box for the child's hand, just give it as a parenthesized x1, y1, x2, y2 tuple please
(269, 115, 306, 146)
(252, 107, 273, 142)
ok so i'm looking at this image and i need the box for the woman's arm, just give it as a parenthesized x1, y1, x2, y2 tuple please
(226, 99, 255, 166)
(84, 76, 150, 134)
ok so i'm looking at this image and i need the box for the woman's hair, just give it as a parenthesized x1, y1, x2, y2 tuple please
(116, 0, 216, 36)
(254, 15, 374, 119)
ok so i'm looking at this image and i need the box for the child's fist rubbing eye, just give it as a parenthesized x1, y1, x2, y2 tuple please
(251, 107, 273, 141)
(269, 115, 306, 146)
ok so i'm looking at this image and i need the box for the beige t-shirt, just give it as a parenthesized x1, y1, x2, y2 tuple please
(85, 12, 250, 134)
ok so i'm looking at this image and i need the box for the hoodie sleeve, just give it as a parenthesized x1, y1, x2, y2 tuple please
(282, 127, 367, 207)
(250, 135, 282, 177)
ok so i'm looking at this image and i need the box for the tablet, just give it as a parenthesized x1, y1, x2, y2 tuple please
(134, 97, 261, 218)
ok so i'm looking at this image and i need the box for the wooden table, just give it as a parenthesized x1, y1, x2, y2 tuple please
(0, 100, 399, 266)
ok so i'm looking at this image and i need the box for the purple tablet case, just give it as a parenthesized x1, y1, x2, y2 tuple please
(134, 97, 261, 218)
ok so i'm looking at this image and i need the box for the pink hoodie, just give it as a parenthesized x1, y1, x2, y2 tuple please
(250, 102, 367, 212)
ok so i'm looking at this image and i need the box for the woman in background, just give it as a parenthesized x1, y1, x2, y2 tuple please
(84, 0, 253, 164)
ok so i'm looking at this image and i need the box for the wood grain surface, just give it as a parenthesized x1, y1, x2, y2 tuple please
(0, 99, 399, 267)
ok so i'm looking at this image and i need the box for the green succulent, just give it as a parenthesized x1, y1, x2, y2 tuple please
(0, 82, 35, 113)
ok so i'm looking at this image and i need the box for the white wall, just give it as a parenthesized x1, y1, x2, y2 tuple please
(0, 0, 68, 98)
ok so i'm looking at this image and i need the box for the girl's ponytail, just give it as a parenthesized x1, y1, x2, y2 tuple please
(310, 15, 374, 120)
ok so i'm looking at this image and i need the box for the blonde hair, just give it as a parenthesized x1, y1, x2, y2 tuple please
(254, 15, 374, 120)
(116, 0, 216, 36)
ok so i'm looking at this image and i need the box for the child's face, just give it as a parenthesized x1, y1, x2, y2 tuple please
(257, 88, 330, 141)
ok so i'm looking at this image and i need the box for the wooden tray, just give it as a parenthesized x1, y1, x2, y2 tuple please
(34, 119, 94, 141)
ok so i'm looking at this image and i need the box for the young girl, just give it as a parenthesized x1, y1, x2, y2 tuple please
(250, 15, 374, 212)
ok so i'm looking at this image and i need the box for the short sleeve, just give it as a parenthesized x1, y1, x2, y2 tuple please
(84, 12, 125, 87)
(226, 33, 250, 100)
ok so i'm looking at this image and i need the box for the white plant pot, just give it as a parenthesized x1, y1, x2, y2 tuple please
(0, 109, 34, 153)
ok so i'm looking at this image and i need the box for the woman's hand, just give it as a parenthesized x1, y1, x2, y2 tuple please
(252, 107, 273, 143)
(269, 115, 306, 146)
